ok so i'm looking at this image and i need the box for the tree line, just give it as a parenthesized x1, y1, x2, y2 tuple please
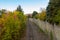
(32, 0, 60, 25)
(0, 5, 27, 40)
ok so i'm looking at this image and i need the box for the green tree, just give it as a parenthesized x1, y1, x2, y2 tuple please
(34, 9, 46, 21)
(54, 10, 60, 25)
(32, 11, 38, 18)
(46, 0, 60, 24)
(16, 5, 23, 12)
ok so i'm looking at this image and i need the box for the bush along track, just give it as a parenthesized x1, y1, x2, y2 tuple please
(0, 10, 27, 40)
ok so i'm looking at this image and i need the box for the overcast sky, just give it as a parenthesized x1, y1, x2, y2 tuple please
(0, 0, 49, 14)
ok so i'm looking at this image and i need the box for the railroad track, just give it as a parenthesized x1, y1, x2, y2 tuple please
(26, 20, 34, 40)
(26, 19, 50, 40)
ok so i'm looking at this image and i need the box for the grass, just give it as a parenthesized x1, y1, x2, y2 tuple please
(50, 31, 53, 40)
(32, 22, 46, 34)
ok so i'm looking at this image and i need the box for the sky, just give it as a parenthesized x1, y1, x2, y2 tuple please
(0, 0, 49, 14)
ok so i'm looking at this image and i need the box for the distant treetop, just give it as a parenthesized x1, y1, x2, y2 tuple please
(16, 5, 23, 12)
